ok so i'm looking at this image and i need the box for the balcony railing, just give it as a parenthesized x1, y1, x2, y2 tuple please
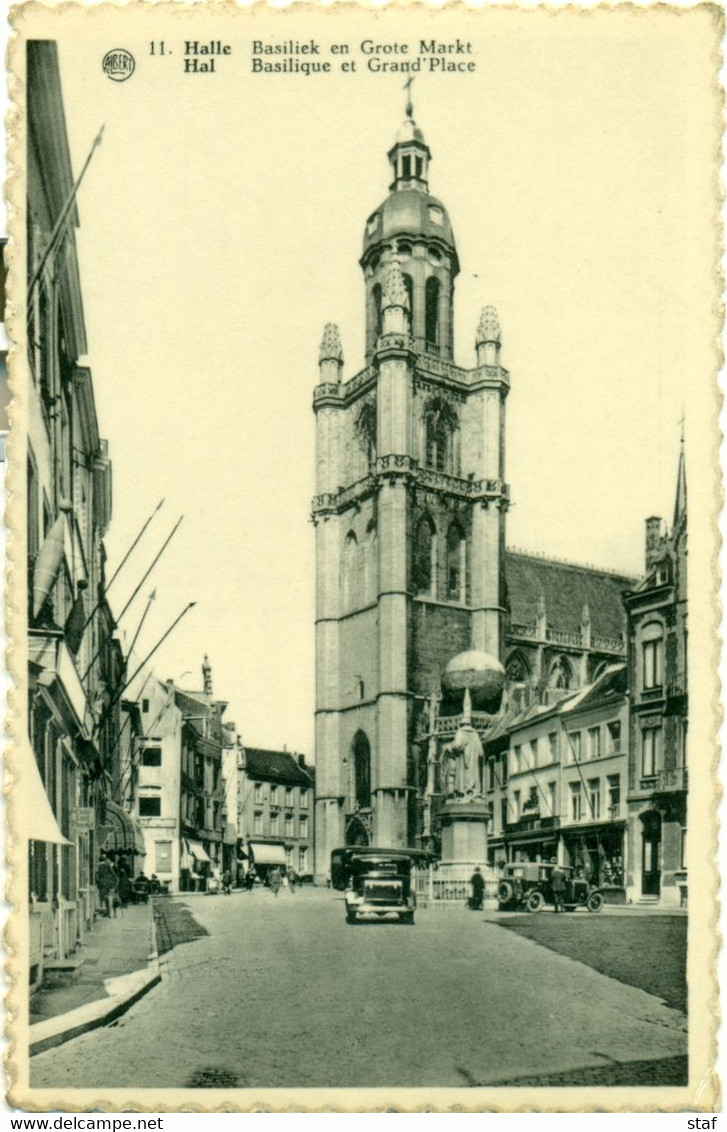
(639, 767, 688, 793)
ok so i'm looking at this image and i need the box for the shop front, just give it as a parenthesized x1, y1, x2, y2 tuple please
(180, 838, 212, 891)
(247, 839, 287, 883)
(561, 820, 626, 902)
(504, 816, 560, 865)
(97, 798, 147, 906)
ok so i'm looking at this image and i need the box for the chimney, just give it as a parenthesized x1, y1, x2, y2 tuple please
(645, 517, 663, 572)
(298, 754, 306, 769)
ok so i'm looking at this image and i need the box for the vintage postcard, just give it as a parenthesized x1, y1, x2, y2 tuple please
(5, 1, 722, 1112)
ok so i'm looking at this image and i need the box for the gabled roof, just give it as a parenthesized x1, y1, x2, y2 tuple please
(559, 664, 627, 716)
(244, 748, 313, 788)
(505, 551, 638, 639)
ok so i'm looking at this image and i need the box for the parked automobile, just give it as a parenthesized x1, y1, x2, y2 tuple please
(497, 862, 605, 913)
(331, 847, 431, 925)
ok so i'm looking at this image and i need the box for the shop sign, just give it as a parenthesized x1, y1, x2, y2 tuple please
(71, 806, 95, 832)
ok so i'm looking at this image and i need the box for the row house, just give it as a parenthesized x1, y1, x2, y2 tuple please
(485, 665, 629, 900)
(175, 659, 230, 890)
(238, 747, 315, 880)
(120, 658, 234, 892)
(623, 447, 688, 907)
(26, 40, 133, 984)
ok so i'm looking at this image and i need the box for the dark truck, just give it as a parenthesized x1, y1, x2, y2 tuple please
(331, 847, 431, 925)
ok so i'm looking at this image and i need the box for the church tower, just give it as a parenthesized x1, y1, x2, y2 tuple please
(312, 102, 510, 880)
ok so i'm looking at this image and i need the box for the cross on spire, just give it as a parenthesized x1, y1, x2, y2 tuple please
(403, 76, 415, 119)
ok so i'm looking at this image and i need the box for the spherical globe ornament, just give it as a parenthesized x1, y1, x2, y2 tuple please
(441, 650, 506, 712)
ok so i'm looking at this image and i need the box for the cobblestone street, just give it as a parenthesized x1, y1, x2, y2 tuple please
(30, 889, 687, 1091)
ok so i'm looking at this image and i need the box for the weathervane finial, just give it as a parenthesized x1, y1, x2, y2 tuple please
(403, 76, 415, 119)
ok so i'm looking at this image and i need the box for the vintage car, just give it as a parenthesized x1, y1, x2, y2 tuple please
(496, 862, 605, 913)
(331, 847, 431, 925)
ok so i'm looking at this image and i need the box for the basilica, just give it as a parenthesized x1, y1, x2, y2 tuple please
(311, 103, 687, 907)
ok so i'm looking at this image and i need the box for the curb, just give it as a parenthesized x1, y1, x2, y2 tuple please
(30, 903, 162, 1058)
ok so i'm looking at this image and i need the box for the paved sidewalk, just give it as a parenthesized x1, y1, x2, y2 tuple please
(29, 900, 160, 1056)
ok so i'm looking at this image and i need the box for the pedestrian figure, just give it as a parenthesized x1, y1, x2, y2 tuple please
(270, 867, 281, 897)
(221, 868, 232, 895)
(288, 868, 297, 894)
(95, 854, 118, 918)
(245, 867, 255, 892)
(282, 870, 290, 894)
(551, 861, 566, 913)
(469, 866, 485, 911)
(116, 857, 132, 906)
(133, 870, 151, 904)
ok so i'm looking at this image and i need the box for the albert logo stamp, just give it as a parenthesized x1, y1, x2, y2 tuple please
(102, 48, 135, 81)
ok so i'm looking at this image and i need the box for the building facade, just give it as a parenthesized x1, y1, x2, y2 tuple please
(312, 106, 641, 881)
(238, 748, 314, 880)
(26, 40, 127, 979)
(122, 674, 184, 891)
(624, 449, 688, 907)
(485, 665, 628, 897)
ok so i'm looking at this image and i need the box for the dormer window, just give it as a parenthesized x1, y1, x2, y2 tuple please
(367, 213, 379, 237)
(428, 205, 443, 226)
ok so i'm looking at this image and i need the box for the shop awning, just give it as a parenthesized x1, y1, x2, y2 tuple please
(100, 800, 146, 855)
(25, 741, 70, 845)
(248, 841, 287, 866)
(187, 839, 211, 863)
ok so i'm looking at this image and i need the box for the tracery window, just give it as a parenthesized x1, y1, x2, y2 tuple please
(413, 515, 436, 596)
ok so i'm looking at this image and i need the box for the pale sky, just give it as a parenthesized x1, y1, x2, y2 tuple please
(27, 5, 718, 757)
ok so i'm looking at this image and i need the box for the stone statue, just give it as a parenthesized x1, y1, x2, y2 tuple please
(442, 723, 484, 798)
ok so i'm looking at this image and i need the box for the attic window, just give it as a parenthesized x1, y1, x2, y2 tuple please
(428, 205, 443, 226)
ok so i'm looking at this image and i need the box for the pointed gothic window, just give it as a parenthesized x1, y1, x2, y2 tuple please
(363, 520, 377, 604)
(373, 283, 383, 338)
(549, 656, 573, 690)
(353, 731, 372, 809)
(402, 274, 414, 330)
(413, 515, 436, 596)
(425, 277, 440, 348)
(446, 522, 466, 602)
(342, 531, 359, 611)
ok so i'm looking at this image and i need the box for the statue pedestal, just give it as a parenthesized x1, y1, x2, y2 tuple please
(440, 798, 489, 864)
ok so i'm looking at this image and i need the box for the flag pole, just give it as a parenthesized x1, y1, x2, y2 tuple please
(92, 602, 197, 743)
(124, 589, 157, 668)
(81, 587, 157, 686)
(80, 498, 165, 638)
(28, 124, 105, 302)
(106, 498, 165, 590)
(114, 515, 184, 625)
(110, 602, 197, 709)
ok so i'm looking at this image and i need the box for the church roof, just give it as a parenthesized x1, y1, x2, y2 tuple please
(504, 551, 638, 640)
(243, 747, 313, 788)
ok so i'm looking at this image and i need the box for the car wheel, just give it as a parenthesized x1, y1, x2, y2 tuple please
(346, 911, 358, 925)
(400, 912, 415, 925)
(526, 890, 545, 913)
(587, 892, 605, 913)
(498, 880, 514, 906)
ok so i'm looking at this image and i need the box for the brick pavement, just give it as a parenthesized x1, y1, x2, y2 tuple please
(29, 888, 688, 1091)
